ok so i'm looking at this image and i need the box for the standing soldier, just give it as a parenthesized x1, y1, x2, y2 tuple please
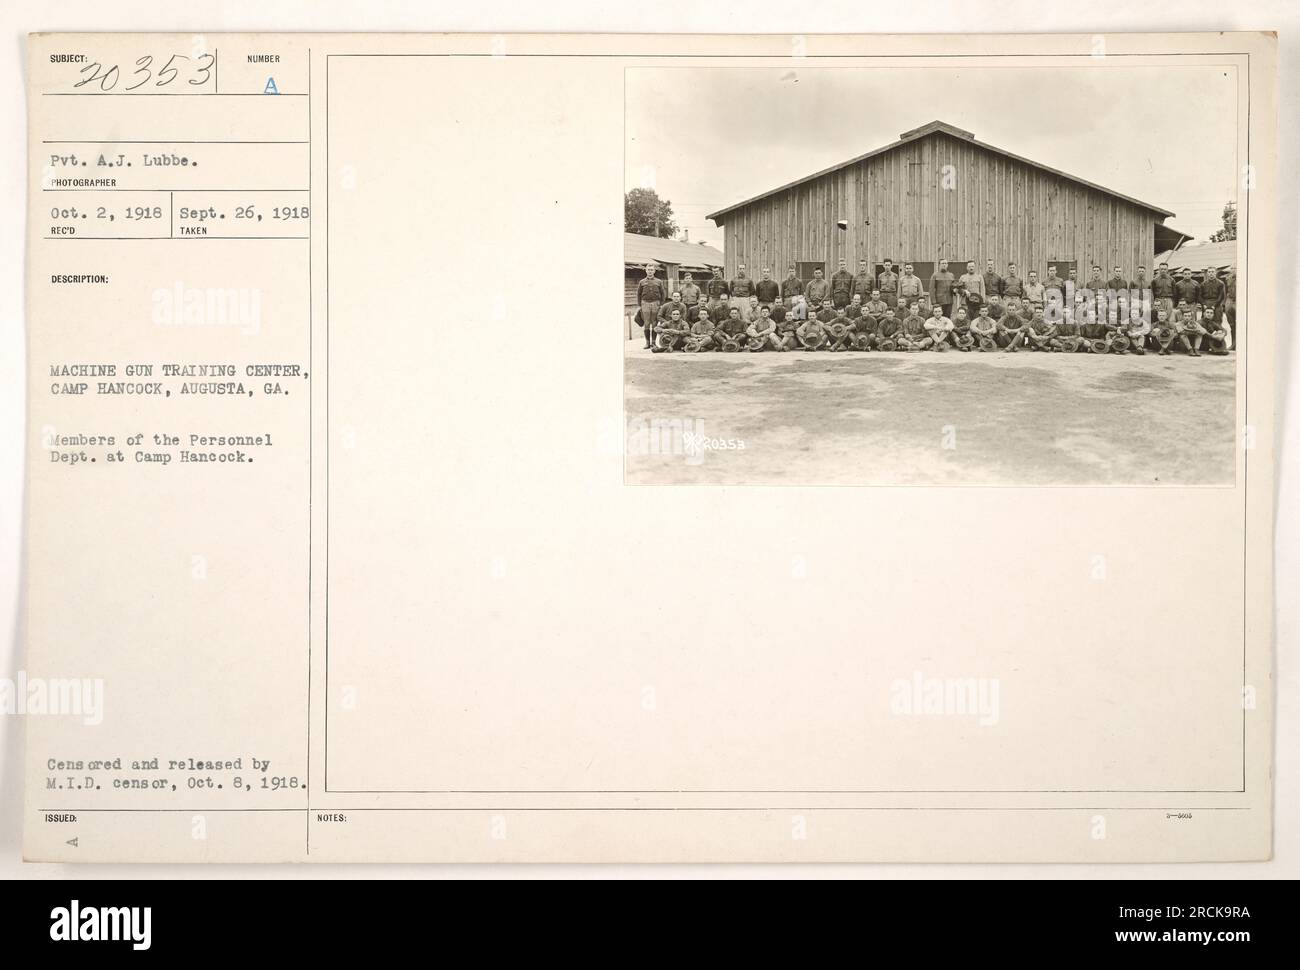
(705, 266, 729, 314)
(1106, 264, 1131, 322)
(1199, 267, 1226, 322)
(1106, 264, 1129, 293)
(898, 263, 925, 312)
(830, 257, 855, 310)
(957, 260, 986, 318)
(1223, 267, 1237, 348)
(852, 259, 875, 303)
(981, 258, 1004, 307)
(931, 259, 956, 318)
(877, 259, 899, 309)
(1151, 261, 1176, 323)
(1130, 264, 1151, 326)
(1174, 269, 1201, 320)
(1044, 264, 1066, 302)
(781, 264, 806, 321)
(679, 272, 702, 309)
(755, 267, 780, 311)
(1023, 270, 1045, 310)
(636, 263, 666, 350)
(729, 263, 754, 317)
(804, 266, 831, 310)
(1002, 263, 1025, 304)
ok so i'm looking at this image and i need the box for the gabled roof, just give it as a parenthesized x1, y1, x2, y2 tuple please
(707, 120, 1176, 223)
(624, 232, 724, 269)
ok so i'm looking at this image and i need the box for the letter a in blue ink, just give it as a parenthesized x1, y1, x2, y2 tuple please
(264, 77, 279, 95)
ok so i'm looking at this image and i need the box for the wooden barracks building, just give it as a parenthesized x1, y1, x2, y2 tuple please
(706, 121, 1191, 288)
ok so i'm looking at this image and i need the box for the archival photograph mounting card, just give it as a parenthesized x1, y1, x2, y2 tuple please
(22, 31, 1275, 863)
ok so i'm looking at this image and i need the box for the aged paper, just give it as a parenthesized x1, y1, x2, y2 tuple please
(23, 32, 1275, 862)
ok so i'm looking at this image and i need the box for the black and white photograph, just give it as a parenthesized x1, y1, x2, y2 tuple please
(624, 64, 1242, 486)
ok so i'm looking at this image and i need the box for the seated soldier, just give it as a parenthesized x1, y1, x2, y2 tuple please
(746, 306, 779, 351)
(923, 305, 955, 351)
(1078, 296, 1110, 351)
(876, 306, 902, 350)
(844, 293, 865, 320)
(774, 312, 800, 351)
(826, 306, 854, 351)
(969, 305, 998, 350)
(896, 302, 933, 351)
(1173, 300, 1206, 357)
(996, 302, 1029, 352)
(985, 294, 1005, 321)
(769, 297, 788, 325)
(652, 307, 691, 352)
(744, 295, 761, 323)
(814, 298, 838, 325)
(1118, 303, 1151, 355)
(950, 306, 974, 351)
(1025, 309, 1057, 351)
(1051, 314, 1085, 353)
(1200, 304, 1230, 355)
(685, 312, 718, 352)
(853, 303, 881, 350)
(1151, 308, 1180, 356)
(717, 306, 749, 348)
(796, 315, 828, 351)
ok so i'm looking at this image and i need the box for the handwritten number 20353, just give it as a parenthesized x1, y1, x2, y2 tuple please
(74, 53, 215, 92)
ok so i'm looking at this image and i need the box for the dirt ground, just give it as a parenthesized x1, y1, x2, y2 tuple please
(623, 341, 1237, 486)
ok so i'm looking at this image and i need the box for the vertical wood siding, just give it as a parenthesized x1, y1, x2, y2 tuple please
(718, 133, 1157, 284)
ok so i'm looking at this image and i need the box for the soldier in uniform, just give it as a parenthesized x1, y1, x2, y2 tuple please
(877, 259, 899, 309)
(1025, 308, 1057, 351)
(923, 304, 955, 351)
(774, 310, 800, 351)
(744, 295, 761, 324)
(897, 263, 925, 312)
(635, 263, 667, 350)
(717, 306, 748, 348)
(679, 272, 702, 309)
(1199, 267, 1226, 322)
(830, 257, 855, 310)
(755, 268, 781, 311)
(804, 267, 830, 310)
(930, 259, 956, 318)
(981, 259, 1004, 307)
(1052, 314, 1085, 353)
(863, 289, 888, 323)
(958, 261, 987, 319)
(970, 305, 998, 350)
(1044, 264, 1067, 303)
(729, 263, 754, 317)
(1174, 269, 1201, 320)
(876, 306, 902, 349)
(896, 302, 933, 351)
(1129, 265, 1151, 326)
(1151, 261, 1176, 323)
(996, 301, 1029, 352)
(1002, 263, 1025, 303)
(853, 302, 881, 350)
(1106, 265, 1129, 294)
(685, 311, 718, 352)
(1173, 300, 1206, 356)
(1223, 268, 1237, 347)
(796, 314, 828, 351)
(1023, 270, 1045, 310)
(746, 306, 779, 351)
(658, 291, 688, 326)
(1151, 307, 1179, 355)
(844, 293, 865, 321)
(1118, 301, 1151, 355)
(780, 264, 806, 321)
(852, 259, 875, 303)
(769, 297, 788, 325)
(652, 307, 690, 352)
(950, 306, 974, 351)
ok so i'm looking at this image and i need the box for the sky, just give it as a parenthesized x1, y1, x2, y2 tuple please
(626, 64, 1239, 252)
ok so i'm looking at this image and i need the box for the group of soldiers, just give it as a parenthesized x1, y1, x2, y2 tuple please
(633, 256, 1237, 356)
